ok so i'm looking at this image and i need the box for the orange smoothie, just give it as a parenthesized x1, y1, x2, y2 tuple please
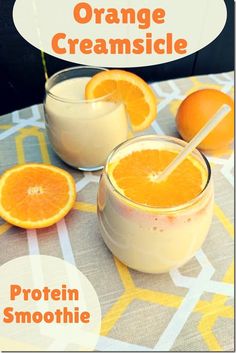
(97, 135, 214, 273)
(44, 71, 128, 170)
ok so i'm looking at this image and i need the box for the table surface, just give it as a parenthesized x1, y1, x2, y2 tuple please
(0, 72, 234, 352)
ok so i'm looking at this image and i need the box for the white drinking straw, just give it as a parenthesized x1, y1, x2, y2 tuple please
(156, 104, 231, 182)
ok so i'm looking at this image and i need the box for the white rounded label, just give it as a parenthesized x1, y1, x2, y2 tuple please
(13, 0, 227, 67)
(0, 255, 101, 351)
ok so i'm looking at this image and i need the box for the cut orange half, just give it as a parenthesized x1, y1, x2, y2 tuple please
(109, 149, 206, 208)
(85, 70, 157, 131)
(0, 164, 76, 229)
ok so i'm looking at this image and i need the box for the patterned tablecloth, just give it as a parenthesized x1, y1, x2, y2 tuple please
(0, 72, 234, 352)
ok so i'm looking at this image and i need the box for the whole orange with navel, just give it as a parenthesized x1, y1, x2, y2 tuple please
(176, 89, 234, 153)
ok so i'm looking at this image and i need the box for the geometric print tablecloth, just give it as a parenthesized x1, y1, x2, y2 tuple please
(0, 72, 234, 351)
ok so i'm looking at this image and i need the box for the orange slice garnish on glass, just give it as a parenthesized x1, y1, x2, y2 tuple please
(0, 164, 76, 229)
(85, 70, 157, 131)
(108, 149, 206, 208)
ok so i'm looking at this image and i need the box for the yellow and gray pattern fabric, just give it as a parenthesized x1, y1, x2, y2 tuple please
(0, 72, 234, 351)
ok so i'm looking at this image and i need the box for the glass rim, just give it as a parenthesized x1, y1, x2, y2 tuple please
(45, 66, 118, 104)
(104, 134, 212, 214)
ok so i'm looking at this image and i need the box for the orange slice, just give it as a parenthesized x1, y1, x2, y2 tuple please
(109, 149, 206, 208)
(85, 70, 157, 131)
(0, 164, 76, 229)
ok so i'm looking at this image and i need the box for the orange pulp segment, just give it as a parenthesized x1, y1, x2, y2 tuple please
(0, 164, 76, 229)
(108, 149, 206, 208)
(85, 70, 157, 131)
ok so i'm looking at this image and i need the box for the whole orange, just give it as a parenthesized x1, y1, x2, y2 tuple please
(176, 89, 234, 152)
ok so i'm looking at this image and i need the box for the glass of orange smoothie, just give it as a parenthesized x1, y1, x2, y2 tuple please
(44, 66, 129, 171)
(97, 135, 214, 273)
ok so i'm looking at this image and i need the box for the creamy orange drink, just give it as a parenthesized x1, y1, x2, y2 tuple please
(44, 67, 128, 171)
(97, 135, 214, 273)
